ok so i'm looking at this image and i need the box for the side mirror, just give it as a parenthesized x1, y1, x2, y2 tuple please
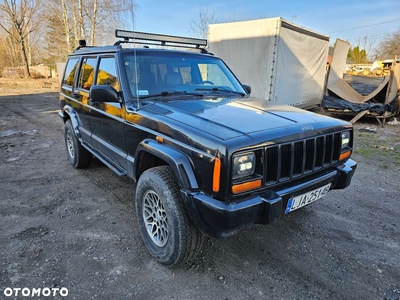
(90, 85, 119, 103)
(242, 84, 251, 95)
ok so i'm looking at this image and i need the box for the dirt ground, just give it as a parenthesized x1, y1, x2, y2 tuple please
(0, 78, 399, 300)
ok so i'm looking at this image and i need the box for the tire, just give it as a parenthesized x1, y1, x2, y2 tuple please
(135, 166, 203, 266)
(64, 120, 92, 168)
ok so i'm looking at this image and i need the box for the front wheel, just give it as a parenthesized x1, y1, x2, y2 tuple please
(135, 166, 203, 266)
(64, 120, 92, 168)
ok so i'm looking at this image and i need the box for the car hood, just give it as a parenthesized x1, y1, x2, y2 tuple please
(143, 96, 345, 140)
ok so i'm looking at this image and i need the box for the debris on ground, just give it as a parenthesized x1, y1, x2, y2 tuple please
(387, 118, 400, 126)
(358, 127, 378, 133)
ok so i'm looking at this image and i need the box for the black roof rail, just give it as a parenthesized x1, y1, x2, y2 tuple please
(114, 30, 208, 51)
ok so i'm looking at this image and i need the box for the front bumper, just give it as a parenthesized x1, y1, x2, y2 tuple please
(182, 159, 357, 238)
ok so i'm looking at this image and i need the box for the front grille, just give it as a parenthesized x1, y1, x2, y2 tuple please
(265, 133, 341, 185)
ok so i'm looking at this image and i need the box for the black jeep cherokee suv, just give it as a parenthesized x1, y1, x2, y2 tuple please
(59, 30, 357, 266)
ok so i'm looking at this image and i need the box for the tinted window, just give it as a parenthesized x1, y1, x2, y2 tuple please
(63, 58, 79, 86)
(97, 57, 119, 91)
(78, 57, 97, 90)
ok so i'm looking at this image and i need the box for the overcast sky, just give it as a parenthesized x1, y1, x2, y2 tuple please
(131, 0, 400, 46)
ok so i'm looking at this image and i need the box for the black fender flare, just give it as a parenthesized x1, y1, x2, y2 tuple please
(59, 105, 83, 141)
(134, 139, 199, 190)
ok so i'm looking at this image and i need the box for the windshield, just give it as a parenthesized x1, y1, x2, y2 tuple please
(121, 51, 246, 100)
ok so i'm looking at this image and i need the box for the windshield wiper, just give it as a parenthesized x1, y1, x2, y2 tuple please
(139, 90, 204, 99)
(195, 86, 246, 96)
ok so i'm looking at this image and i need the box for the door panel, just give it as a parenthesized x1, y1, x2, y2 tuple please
(60, 57, 92, 143)
(76, 57, 98, 144)
(88, 56, 128, 170)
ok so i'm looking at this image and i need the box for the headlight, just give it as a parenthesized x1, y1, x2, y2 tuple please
(341, 131, 350, 149)
(232, 152, 255, 180)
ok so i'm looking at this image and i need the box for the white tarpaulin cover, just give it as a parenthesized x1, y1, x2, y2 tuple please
(327, 39, 350, 88)
(208, 17, 330, 108)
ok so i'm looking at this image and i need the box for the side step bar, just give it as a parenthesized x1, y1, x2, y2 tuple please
(81, 143, 127, 177)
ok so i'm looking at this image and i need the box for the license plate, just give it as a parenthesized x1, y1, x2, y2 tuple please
(285, 183, 331, 214)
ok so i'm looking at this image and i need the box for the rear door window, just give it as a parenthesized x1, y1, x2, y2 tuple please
(78, 57, 97, 91)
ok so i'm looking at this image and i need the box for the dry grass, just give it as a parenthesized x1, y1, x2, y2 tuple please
(0, 77, 59, 94)
(353, 122, 400, 168)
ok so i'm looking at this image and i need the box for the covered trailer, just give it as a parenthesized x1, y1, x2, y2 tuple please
(208, 17, 330, 109)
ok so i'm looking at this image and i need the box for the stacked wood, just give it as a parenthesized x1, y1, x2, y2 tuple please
(345, 65, 391, 77)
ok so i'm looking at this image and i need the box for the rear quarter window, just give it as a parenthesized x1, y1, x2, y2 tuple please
(63, 58, 79, 86)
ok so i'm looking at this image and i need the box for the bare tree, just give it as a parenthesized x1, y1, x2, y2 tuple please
(61, 0, 72, 53)
(0, 0, 138, 74)
(46, 0, 137, 48)
(88, 0, 98, 45)
(44, 0, 73, 61)
(78, 0, 85, 40)
(0, 0, 42, 78)
(88, 0, 138, 45)
(1, 32, 21, 67)
(374, 28, 400, 60)
(189, 7, 217, 39)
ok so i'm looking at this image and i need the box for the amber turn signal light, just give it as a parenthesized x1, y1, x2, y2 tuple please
(232, 179, 262, 194)
(339, 150, 351, 161)
(213, 158, 221, 192)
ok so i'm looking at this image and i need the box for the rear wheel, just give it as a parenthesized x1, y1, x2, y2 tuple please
(64, 120, 92, 168)
(135, 166, 203, 266)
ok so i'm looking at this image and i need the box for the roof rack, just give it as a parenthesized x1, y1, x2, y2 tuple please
(114, 30, 207, 49)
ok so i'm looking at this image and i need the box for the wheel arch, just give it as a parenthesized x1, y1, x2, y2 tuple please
(59, 105, 82, 140)
(133, 139, 199, 190)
